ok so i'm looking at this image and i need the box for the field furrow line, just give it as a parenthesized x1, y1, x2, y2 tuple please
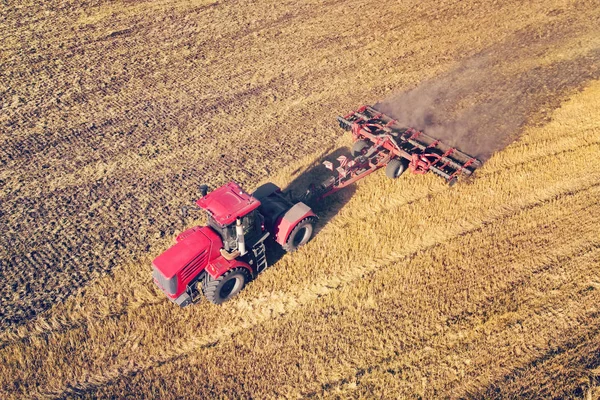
(312, 244, 600, 398)
(474, 324, 600, 398)
(451, 259, 600, 398)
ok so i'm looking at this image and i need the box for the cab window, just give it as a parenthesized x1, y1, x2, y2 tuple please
(242, 212, 256, 235)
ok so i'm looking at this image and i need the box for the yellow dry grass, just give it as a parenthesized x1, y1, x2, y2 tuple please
(1, 0, 600, 398)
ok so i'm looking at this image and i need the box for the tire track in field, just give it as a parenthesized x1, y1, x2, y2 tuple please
(312, 243, 600, 399)
(449, 252, 600, 399)
(35, 179, 600, 399)
(474, 324, 600, 398)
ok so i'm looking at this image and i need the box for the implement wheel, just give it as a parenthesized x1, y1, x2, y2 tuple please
(282, 217, 316, 252)
(385, 158, 409, 179)
(203, 267, 251, 304)
(351, 140, 370, 157)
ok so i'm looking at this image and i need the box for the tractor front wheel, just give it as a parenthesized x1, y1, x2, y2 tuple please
(203, 267, 251, 304)
(282, 217, 316, 252)
(385, 158, 409, 179)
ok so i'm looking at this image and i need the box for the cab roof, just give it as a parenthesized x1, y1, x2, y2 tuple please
(196, 181, 260, 226)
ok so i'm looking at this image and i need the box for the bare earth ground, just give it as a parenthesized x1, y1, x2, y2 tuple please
(1, 0, 599, 398)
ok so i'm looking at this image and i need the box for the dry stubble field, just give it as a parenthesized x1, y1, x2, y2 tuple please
(1, 0, 600, 398)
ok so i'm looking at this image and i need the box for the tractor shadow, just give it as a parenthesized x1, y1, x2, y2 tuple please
(263, 146, 357, 267)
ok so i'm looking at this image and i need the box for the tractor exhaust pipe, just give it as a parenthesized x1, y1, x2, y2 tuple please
(199, 184, 209, 197)
(236, 218, 246, 256)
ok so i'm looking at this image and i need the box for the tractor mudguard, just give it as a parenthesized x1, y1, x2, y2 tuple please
(274, 202, 317, 246)
(205, 255, 252, 280)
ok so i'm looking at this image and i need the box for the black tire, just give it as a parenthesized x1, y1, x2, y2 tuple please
(203, 267, 251, 304)
(352, 140, 370, 157)
(282, 217, 316, 252)
(385, 158, 409, 179)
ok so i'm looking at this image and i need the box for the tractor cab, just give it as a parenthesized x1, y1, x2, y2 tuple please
(197, 182, 265, 255)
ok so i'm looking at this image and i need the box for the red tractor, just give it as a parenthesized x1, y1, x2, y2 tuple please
(153, 105, 482, 306)
(152, 182, 316, 305)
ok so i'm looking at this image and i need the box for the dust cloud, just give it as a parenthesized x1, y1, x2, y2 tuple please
(375, 21, 600, 161)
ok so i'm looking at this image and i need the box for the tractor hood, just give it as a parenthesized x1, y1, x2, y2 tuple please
(153, 226, 213, 280)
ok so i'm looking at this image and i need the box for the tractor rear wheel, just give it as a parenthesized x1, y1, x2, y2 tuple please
(385, 158, 408, 179)
(352, 140, 370, 157)
(282, 217, 316, 252)
(202, 267, 251, 304)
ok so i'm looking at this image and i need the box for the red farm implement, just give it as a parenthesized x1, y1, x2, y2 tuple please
(309, 105, 482, 201)
(152, 105, 482, 306)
